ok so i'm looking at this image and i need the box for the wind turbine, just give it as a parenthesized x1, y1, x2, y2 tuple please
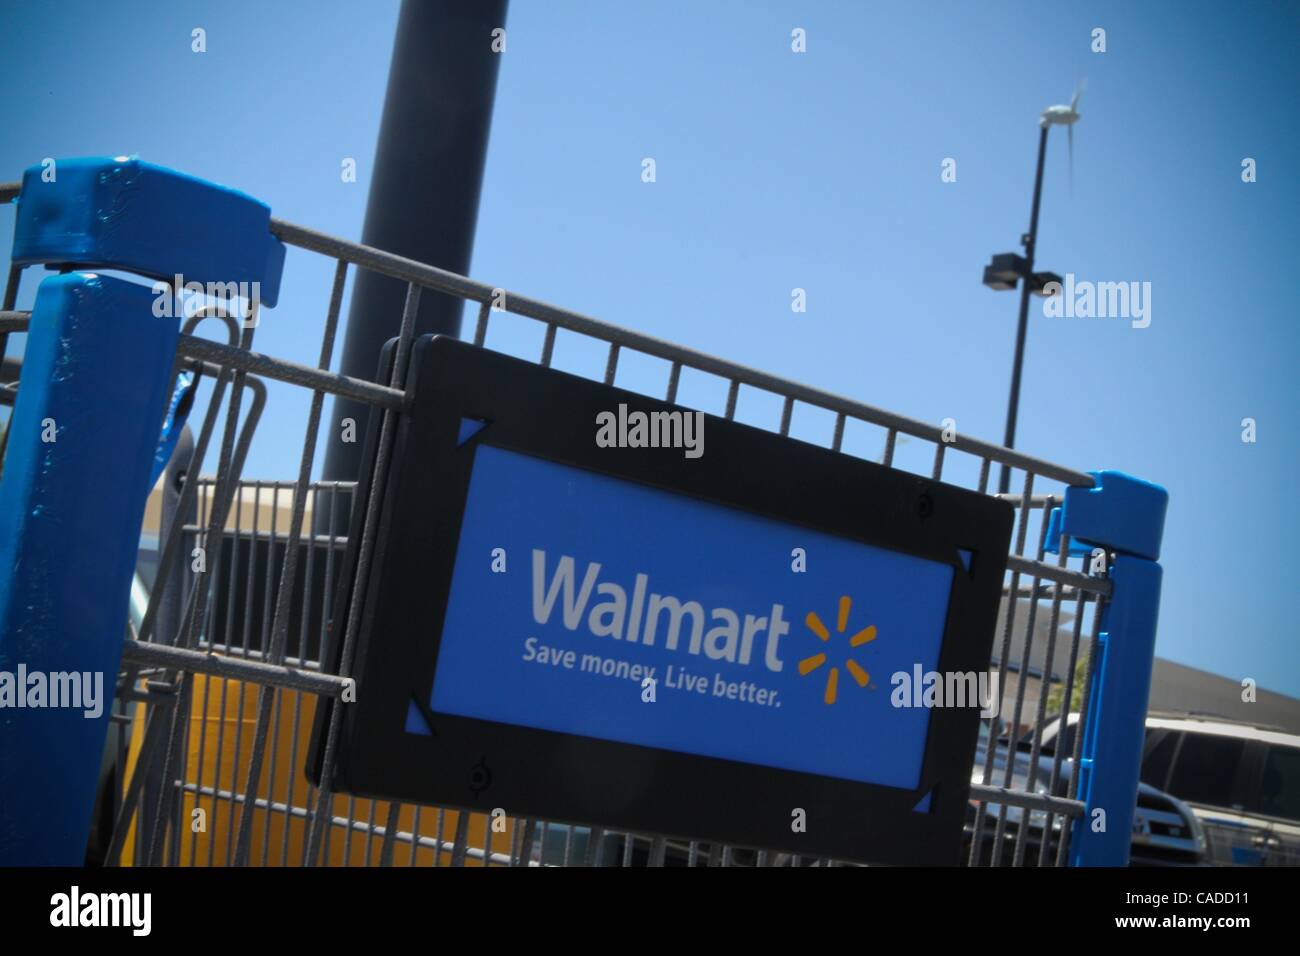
(1040, 81, 1084, 192)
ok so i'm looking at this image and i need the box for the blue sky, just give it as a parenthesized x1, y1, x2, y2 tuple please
(1, 1, 1297, 695)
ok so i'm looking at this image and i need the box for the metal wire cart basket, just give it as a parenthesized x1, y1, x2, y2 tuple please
(0, 157, 1170, 867)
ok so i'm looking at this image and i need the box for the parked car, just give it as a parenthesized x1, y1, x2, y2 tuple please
(1036, 711, 1300, 866)
(1138, 712, 1300, 866)
(966, 719, 1207, 866)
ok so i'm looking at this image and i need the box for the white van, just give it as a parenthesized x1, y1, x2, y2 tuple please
(1140, 713, 1300, 866)
(1041, 711, 1300, 866)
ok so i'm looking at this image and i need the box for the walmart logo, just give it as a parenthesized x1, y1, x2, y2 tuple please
(531, 549, 791, 673)
(799, 596, 877, 705)
(529, 550, 886, 704)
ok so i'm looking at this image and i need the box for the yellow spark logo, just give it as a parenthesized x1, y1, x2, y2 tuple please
(799, 596, 877, 705)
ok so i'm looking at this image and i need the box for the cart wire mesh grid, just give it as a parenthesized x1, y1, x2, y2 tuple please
(0, 180, 1112, 867)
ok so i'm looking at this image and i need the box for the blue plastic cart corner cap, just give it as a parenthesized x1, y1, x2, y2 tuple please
(1044, 470, 1168, 561)
(11, 156, 285, 307)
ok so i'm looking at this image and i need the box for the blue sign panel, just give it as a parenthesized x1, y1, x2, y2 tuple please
(424, 445, 955, 791)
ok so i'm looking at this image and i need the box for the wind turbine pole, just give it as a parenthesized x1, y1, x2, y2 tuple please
(998, 123, 1051, 495)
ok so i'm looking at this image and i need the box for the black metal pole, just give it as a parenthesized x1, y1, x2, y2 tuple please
(321, 0, 507, 508)
(998, 124, 1050, 495)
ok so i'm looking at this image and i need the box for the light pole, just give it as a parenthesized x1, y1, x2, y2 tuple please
(321, 0, 508, 525)
(999, 124, 1047, 496)
(983, 90, 1080, 494)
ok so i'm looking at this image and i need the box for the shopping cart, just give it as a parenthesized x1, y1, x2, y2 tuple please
(0, 158, 1167, 867)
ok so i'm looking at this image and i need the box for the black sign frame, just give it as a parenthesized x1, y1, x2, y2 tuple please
(310, 335, 1012, 864)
